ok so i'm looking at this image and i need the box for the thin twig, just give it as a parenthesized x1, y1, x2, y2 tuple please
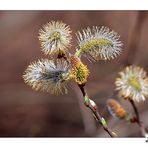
(129, 99, 147, 137)
(78, 84, 117, 137)
(73, 84, 97, 136)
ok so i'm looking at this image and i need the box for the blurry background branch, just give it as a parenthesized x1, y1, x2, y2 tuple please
(124, 11, 147, 65)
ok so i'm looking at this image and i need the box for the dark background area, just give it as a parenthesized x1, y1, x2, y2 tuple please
(0, 11, 148, 137)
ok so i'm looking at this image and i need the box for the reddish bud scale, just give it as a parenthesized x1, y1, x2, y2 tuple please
(70, 55, 81, 67)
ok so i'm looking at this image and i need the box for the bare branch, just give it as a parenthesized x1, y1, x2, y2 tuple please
(78, 84, 117, 137)
(129, 99, 147, 137)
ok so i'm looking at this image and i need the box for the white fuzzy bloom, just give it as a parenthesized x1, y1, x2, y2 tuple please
(115, 65, 148, 102)
(38, 21, 72, 56)
(76, 26, 123, 61)
(23, 59, 70, 95)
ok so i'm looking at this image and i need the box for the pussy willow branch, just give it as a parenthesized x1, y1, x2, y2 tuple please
(78, 84, 117, 137)
(129, 99, 147, 137)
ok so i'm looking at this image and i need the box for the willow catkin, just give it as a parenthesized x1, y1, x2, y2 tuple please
(107, 99, 127, 119)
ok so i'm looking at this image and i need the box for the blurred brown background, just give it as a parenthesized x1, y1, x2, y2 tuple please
(0, 11, 148, 137)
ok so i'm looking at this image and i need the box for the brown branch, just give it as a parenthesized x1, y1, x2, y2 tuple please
(73, 84, 97, 136)
(129, 99, 147, 137)
(78, 84, 117, 137)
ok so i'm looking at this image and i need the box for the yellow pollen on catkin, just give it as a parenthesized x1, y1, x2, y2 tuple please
(79, 38, 113, 54)
(70, 55, 89, 85)
(128, 76, 141, 91)
(50, 31, 61, 41)
(71, 63, 89, 85)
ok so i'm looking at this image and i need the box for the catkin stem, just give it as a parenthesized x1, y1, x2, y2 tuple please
(75, 49, 82, 58)
(129, 99, 147, 137)
(78, 84, 117, 137)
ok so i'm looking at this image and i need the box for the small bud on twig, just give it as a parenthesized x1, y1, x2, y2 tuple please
(89, 99, 97, 110)
(101, 117, 107, 127)
(84, 95, 90, 106)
